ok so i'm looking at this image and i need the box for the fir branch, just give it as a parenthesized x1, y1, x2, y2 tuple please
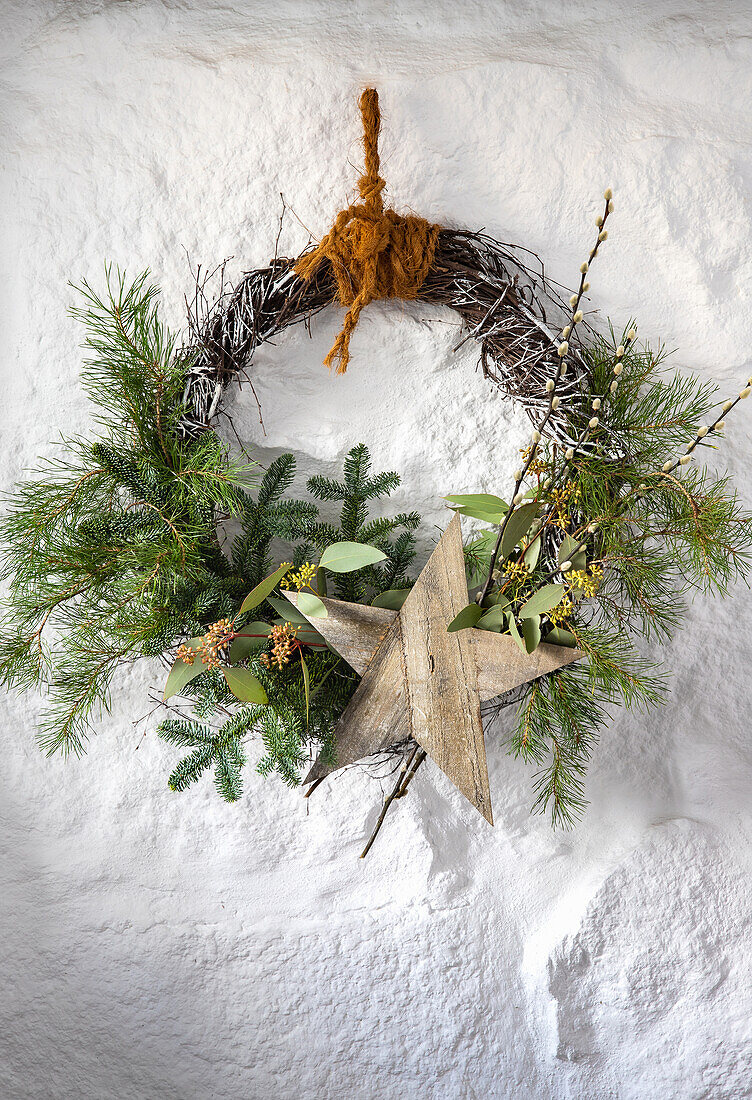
(306, 445, 418, 600)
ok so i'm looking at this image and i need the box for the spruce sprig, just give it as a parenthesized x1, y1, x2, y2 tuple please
(160, 445, 420, 793)
(231, 453, 318, 587)
(305, 443, 419, 600)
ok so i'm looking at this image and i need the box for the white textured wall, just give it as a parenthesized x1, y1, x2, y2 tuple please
(3, 3, 752, 1097)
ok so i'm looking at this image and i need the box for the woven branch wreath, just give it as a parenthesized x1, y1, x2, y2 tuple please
(180, 89, 584, 441)
(175, 89, 599, 825)
(4, 86, 751, 852)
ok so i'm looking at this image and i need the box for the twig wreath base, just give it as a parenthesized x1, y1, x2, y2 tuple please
(181, 230, 586, 443)
(2, 87, 752, 855)
(180, 91, 587, 445)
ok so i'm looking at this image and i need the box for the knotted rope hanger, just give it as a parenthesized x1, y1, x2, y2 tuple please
(295, 88, 441, 373)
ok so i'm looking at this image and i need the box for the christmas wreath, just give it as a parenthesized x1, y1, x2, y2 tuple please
(2, 90, 751, 854)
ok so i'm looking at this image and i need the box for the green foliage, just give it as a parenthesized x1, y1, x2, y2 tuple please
(456, 331, 752, 827)
(159, 713, 249, 801)
(319, 540, 387, 573)
(584, 330, 717, 467)
(0, 270, 257, 755)
(304, 443, 419, 600)
(8, 265, 747, 837)
(159, 649, 357, 795)
(0, 272, 417, 787)
(162, 446, 420, 796)
(508, 668, 607, 827)
(447, 603, 483, 632)
(73, 266, 184, 454)
(231, 454, 317, 586)
(571, 338, 752, 640)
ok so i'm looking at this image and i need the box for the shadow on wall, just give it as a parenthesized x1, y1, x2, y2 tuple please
(547, 819, 752, 1097)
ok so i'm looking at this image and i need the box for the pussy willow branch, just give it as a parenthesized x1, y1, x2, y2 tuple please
(661, 379, 752, 475)
(511, 331, 638, 573)
(535, 377, 752, 586)
(477, 193, 614, 603)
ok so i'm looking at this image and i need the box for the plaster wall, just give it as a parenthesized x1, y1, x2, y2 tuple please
(2, 3, 752, 1097)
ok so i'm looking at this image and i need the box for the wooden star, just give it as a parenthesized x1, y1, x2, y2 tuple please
(285, 514, 585, 823)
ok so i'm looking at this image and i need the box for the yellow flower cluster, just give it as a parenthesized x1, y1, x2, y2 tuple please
(503, 560, 530, 583)
(280, 562, 317, 591)
(567, 564, 604, 598)
(548, 597, 573, 626)
(520, 444, 547, 477)
(549, 482, 581, 529)
(260, 622, 299, 670)
(178, 618, 234, 671)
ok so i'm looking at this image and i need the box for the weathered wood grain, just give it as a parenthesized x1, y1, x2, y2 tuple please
(304, 616, 410, 783)
(296, 515, 586, 823)
(286, 589, 584, 704)
(472, 630, 585, 701)
(398, 514, 492, 822)
(284, 592, 395, 675)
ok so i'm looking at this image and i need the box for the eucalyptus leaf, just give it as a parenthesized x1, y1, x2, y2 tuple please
(300, 652, 310, 725)
(294, 591, 328, 618)
(163, 638, 205, 701)
(447, 603, 483, 633)
(476, 605, 510, 632)
(267, 596, 311, 625)
(319, 541, 387, 573)
(295, 625, 328, 648)
(523, 523, 542, 570)
(520, 583, 566, 618)
(546, 626, 577, 648)
(371, 589, 410, 610)
(520, 615, 542, 653)
(240, 563, 292, 613)
(508, 615, 527, 654)
(444, 493, 509, 513)
(222, 666, 268, 704)
(558, 533, 587, 570)
(451, 505, 506, 523)
(229, 622, 272, 663)
(500, 503, 540, 558)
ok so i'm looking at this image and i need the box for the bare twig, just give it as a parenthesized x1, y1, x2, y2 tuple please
(477, 195, 614, 602)
(394, 749, 427, 800)
(304, 775, 326, 799)
(360, 744, 420, 859)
